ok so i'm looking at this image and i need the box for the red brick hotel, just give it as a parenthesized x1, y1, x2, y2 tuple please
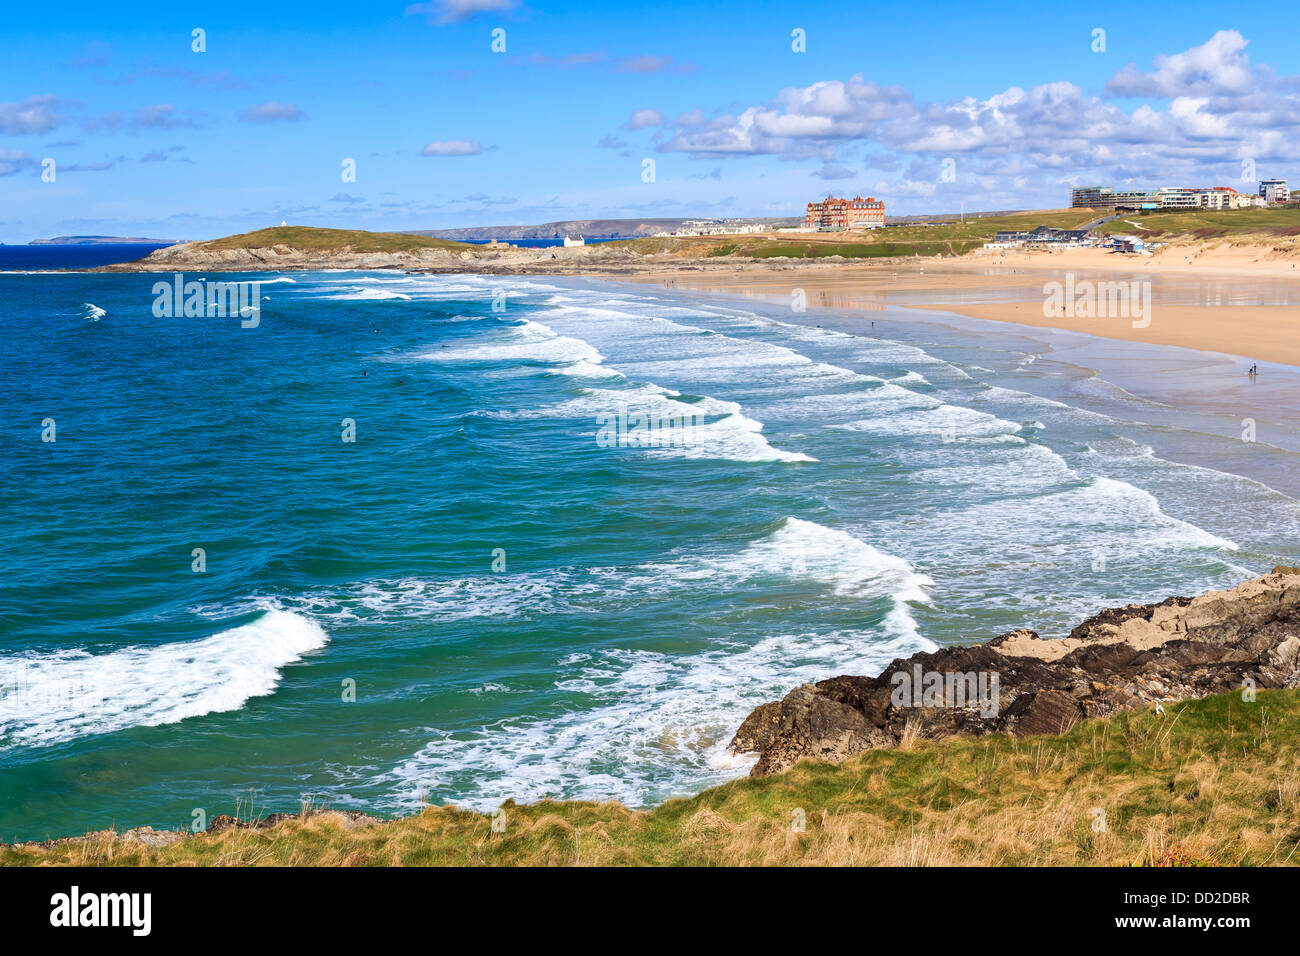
(805, 194, 886, 231)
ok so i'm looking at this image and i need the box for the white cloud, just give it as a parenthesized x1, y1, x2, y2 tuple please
(88, 104, 207, 131)
(0, 148, 39, 176)
(405, 0, 518, 24)
(873, 178, 937, 198)
(238, 101, 305, 123)
(0, 94, 64, 135)
(1106, 30, 1255, 97)
(642, 32, 1300, 201)
(614, 55, 695, 74)
(814, 162, 856, 180)
(420, 139, 484, 156)
(626, 109, 663, 130)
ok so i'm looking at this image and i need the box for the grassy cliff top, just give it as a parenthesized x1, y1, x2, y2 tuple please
(189, 212, 1105, 261)
(199, 226, 476, 253)
(1097, 206, 1300, 240)
(5, 688, 1297, 866)
(611, 208, 1099, 260)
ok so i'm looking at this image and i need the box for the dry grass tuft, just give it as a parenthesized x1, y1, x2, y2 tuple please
(5, 689, 1300, 867)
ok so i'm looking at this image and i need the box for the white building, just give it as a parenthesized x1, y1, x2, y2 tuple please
(1072, 184, 1265, 211)
(562, 235, 585, 247)
(651, 221, 771, 238)
(1260, 179, 1289, 204)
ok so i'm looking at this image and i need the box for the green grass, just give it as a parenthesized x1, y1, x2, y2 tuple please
(190, 212, 1106, 261)
(200, 226, 475, 253)
(1096, 207, 1300, 240)
(614, 209, 1096, 260)
(6, 689, 1298, 866)
(720, 239, 988, 259)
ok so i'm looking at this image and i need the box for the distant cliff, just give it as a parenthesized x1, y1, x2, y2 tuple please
(410, 217, 800, 241)
(30, 235, 175, 245)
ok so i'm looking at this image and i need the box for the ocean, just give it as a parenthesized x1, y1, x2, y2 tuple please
(0, 243, 173, 271)
(2, 259, 1298, 842)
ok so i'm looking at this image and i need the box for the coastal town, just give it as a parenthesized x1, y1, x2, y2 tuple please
(574, 178, 1295, 250)
(1070, 181, 1288, 210)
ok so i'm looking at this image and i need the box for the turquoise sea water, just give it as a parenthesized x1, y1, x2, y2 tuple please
(2, 267, 1298, 841)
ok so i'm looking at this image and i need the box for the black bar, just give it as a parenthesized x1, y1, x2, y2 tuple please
(0, 865, 1285, 942)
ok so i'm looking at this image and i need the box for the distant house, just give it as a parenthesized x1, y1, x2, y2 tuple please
(985, 225, 1092, 250)
(652, 221, 772, 237)
(1073, 184, 1272, 211)
(1260, 179, 1289, 204)
(805, 195, 885, 231)
(563, 235, 585, 247)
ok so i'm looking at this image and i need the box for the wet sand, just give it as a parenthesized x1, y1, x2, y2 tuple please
(595, 255, 1300, 498)
(610, 249, 1300, 367)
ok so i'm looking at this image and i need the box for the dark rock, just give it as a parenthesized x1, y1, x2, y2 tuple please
(731, 571, 1300, 776)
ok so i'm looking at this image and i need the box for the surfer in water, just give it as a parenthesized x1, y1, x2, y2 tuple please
(1248, 363, 1259, 376)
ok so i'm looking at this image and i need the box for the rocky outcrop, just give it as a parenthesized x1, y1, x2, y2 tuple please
(95, 241, 489, 272)
(732, 569, 1300, 776)
(91, 238, 661, 274)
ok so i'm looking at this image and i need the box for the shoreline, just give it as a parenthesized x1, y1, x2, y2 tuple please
(58, 233, 1300, 371)
(906, 301, 1300, 367)
(586, 272, 1300, 499)
(594, 249, 1300, 369)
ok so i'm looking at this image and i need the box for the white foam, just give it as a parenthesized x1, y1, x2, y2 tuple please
(907, 438, 1077, 497)
(493, 376, 816, 463)
(341, 573, 603, 623)
(381, 624, 936, 811)
(0, 609, 328, 747)
(1086, 477, 1240, 551)
(684, 516, 932, 602)
(291, 517, 927, 628)
(418, 318, 606, 369)
(559, 359, 622, 380)
(890, 371, 930, 386)
(903, 474, 1239, 562)
(834, 402, 1023, 440)
(339, 517, 935, 809)
(658, 412, 816, 463)
(313, 274, 569, 299)
(1070, 375, 1174, 408)
(323, 287, 413, 301)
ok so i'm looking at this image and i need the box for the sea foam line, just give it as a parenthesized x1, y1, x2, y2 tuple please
(370, 517, 934, 810)
(0, 609, 328, 748)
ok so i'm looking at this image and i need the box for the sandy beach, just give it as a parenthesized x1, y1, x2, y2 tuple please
(606, 243, 1300, 367)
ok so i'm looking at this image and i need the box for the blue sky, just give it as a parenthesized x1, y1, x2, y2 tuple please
(2, 0, 1297, 241)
